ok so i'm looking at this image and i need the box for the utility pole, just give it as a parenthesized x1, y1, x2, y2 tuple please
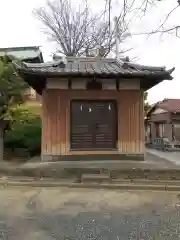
(114, 16, 119, 59)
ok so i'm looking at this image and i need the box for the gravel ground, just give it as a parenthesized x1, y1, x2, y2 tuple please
(1, 187, 180, 239)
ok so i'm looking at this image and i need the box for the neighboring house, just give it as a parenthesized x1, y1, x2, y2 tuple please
(14, 56, 174, 161)
(0, 46, 43, 103)
(146, 99, 180, 143)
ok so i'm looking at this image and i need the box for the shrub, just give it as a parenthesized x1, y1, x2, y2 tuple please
(4, 104, 41, 158)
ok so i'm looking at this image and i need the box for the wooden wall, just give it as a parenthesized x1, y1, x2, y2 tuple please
(41, 89, 144, 157)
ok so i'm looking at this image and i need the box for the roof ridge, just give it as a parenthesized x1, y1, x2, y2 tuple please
(0, 46, 41, 51)
(158, 98, 180, 103)
(66, 56, 116, 63)
(124, 62, 166, 71)
(163, 98, 180, 100)
(22, 60, 61, 68)
(156, 98, 180, 113)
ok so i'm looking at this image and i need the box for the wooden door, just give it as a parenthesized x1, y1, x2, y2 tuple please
(70, 100, 117, 150)
(70, 101, 93, 150)
(92, 101, 117, 149)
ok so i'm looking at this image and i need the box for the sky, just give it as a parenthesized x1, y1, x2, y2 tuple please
(0, 0, 180, 104)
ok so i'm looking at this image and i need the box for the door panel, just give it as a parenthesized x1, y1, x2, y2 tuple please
(93, 101, 116, 148)
(71, 102, 93, 149)
(71, 100, 117, 150)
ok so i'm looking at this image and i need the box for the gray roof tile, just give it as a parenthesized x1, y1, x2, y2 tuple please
(14, 56, 174, 80)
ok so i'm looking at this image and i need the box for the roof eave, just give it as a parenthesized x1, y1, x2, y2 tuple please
(13, 62, 174, 92)
(141, 70, 174, 91)
(15, 68, 174, 79)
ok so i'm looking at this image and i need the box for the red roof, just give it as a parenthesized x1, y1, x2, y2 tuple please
(156, 99, 180, 113)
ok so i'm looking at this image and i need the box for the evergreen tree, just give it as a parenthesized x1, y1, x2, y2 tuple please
(0, 55, 27, 160)
(144, 91, 151, 117)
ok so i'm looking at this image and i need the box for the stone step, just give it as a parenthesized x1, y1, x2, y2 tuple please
(1, 179, 180, 191)
(3, 177, 180, 186)
(113, 179, 180, 186)
(81, 173, 111, 183)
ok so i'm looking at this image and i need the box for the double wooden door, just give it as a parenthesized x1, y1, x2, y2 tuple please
(70, 100, 117, 150)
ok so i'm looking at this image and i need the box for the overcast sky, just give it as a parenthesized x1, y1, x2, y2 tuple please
(0, 0, 179, 103)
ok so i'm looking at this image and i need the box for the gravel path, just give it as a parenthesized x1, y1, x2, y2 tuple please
(0, 187, 180, 239)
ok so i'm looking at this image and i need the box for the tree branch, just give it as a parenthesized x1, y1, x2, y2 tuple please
(130, 0, 180, 37)
(33, 0, 132, 57)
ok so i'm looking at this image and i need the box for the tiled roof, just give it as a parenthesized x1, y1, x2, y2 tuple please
(156, 99, 180, 113)
(14, 56, 174, 79)
(0, 46, 43, 62)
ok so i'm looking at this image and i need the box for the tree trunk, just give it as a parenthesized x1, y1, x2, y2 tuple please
(0, 120, 9, 161)
(0, 127, 4, 161)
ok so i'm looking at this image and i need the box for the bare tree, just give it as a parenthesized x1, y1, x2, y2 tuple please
(141, 0, 180, 36)
(126, 0, 180, 37)
(33, 0, 132, 57)
(104, 0, 180, 38)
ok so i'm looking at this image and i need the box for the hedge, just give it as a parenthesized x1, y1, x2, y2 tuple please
(4, 104, 41, 158)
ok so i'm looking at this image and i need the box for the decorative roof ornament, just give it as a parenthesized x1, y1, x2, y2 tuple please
(98, 46, 106, 57)
(52, 54, 67, 68)
(53, 53, 61, 61)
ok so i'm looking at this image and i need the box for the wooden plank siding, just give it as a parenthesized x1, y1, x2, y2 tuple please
(41, 89, 144, 157)
(118, 90, 144, 154)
